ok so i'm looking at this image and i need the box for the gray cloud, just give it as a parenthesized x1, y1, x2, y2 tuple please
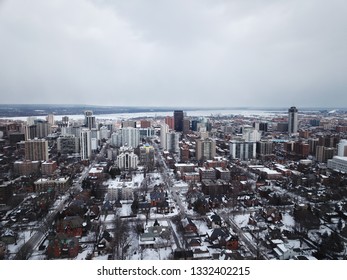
(0, 0, 346, 108)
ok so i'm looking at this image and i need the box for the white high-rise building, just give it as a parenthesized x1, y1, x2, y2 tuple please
(338, 139, 347, 156)
(122, 127, 140, 148)
(100, 126, 110, 140)
(80, 129, 92, 160)
(230, 140, 257, 160)
(111, 130, 122, 147)
(288, 106, 298, 135)
(166, 131, 180, 154)
(160, 123, 169, 150)
(117, 146, 138, 170)
(242, 126, 261, 142)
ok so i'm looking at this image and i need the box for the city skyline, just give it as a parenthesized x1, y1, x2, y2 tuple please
(1, 0, 347, 108)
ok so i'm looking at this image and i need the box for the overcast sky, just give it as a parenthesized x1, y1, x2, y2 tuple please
(0, 0, 346, 108)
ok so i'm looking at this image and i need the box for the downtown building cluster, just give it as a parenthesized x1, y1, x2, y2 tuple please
(1, 106, 347, 260)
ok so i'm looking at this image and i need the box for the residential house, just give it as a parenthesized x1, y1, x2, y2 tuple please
(273, 243, 294, 260)
(173, 249, 193, 260)
(156, 200, 170, 214)
(262, 208, 283, 224)
(0, 229, 17, 245)
(139, 220, 170, 249)
(46, 233, 79, 259)
(97, 230, 113, 254)
(181, 217, 198, 235)
(207, 228, 239, 250)
(206, 213, 223, 228)
(56, 216, 85, 237)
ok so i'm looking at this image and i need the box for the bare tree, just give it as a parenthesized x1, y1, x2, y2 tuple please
(112, 213, 130, 259)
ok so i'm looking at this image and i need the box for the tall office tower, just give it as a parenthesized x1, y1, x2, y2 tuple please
(84, 110, 96, 129)
(174, 110, 184, 132)
(288, 106, 298, 135)
(165, 116, 174, 130)
(337, 139, 347, 156)
(25, 139, 49, 161)
(166, 131, 180, 154)
(191, 119, 200, 131)
(80, 129, 92, 160)
(122, 127, 140, 148)
(160, 123, 169, 149)
(86, 115, 96, 130)
(195, 138, 216, 161)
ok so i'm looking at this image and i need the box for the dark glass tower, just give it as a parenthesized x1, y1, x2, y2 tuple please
(174, 110, 184, 132)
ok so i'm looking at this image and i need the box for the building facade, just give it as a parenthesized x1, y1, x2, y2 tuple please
(288, 106, 298, 135)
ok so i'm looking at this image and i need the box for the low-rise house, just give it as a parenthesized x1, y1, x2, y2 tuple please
(97, 230, 113, 254)
(156, 200, 170, 214)
(56, 216, 85, 237)
(46, 233, 79, 259)
(192, 246, 211, 260)
(0, 229, 17, 245)
(207, 228, 239, 250)
(273, 243, 294, 260)
(138, 202, 151, 214)
(206, 213, 222, 228)
(139, 220, 170, 249)
(173, 249, 193, 260)
(262, 208, 282, 224)
(181, 217, 198, 235)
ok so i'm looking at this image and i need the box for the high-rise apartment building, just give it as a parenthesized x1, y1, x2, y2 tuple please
(122, 127, 140, 148)
(288, 106, 298, 135)
(165, 116, 174, 130)
(195, 138, 216, 161)
(80, 129, 92, 160)
(46, 114, 54, 126)
(25, 139, 49, 161)
(117, 146, 138, 170)
(230, 140, 257, 160)
(57, 135, 80, 154)
(337, 139, 347, 156)
(84, 111, 96, 130)
(160, 123, 169, 150)
(166, 131, 180, 154)
(183, 118, 191, 135)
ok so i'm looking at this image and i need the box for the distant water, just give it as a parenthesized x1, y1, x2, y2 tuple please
(1, 108, 289, 122)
